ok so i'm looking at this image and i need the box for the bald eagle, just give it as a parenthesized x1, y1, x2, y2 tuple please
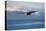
(16, 11, 37, 16)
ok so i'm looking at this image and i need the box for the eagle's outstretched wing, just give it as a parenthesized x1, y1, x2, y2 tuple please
(27, 11, 37, 15)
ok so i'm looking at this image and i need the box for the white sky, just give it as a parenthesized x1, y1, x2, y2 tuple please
(6, 1, 44, 11)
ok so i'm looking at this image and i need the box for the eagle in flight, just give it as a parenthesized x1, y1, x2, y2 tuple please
(16, 11, 37, 16)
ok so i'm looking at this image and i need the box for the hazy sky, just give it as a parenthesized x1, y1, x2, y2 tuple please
(6, 1, 45, 11)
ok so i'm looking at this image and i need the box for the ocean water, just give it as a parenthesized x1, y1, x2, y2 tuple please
(7, 19, 44, 30)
